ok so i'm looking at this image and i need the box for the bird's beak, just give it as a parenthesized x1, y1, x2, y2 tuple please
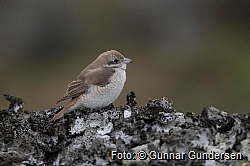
(124, 58, 133, 64)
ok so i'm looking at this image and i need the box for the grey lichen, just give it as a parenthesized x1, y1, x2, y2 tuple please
(0, 93, 250, 166)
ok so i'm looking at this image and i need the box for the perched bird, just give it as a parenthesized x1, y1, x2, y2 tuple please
(52, 50, 133, 121)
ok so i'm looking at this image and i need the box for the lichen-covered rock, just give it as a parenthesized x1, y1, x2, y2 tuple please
(0, 94, 250, 166)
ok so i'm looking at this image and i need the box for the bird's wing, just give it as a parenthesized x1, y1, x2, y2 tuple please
(79, 67, 115, 86)
(56, 67, 115, 104)
(56, 79, 87, 104)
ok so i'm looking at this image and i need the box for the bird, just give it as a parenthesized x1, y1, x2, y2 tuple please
(52, 50, 133, 121)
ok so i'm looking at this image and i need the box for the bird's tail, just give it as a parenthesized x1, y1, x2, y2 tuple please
(52, 97, 80, 121)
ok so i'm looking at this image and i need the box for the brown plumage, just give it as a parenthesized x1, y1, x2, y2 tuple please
(52, 96, 80, 121)
(52, 50, 132, 121)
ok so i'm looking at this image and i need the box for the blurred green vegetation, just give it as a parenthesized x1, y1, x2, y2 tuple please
(2, 2, 250, 113)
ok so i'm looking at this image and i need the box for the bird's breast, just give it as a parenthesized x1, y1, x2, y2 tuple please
(80, 68, 126, 108)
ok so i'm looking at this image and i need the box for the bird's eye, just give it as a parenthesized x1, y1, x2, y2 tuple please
(114, 59, 119, 63)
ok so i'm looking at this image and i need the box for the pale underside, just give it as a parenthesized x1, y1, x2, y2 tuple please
(68, 68, 126, 111)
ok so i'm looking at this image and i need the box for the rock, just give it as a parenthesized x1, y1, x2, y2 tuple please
(0, 93, 249, 166)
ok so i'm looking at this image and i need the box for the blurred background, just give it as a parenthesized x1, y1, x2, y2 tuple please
(2, 1, 250, 114)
